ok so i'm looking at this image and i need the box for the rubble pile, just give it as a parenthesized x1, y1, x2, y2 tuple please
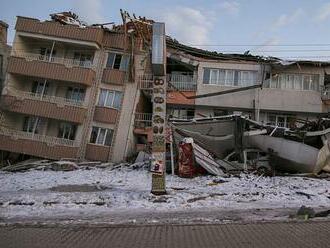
(0, 158, 150, 173)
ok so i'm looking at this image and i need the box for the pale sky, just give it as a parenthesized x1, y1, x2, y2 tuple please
(2, 0, 330, 60)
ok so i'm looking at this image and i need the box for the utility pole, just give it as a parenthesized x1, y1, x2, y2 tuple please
(150, 22, 167, 195)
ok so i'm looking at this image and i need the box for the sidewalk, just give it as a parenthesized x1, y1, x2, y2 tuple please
(1, 221, 329, 248)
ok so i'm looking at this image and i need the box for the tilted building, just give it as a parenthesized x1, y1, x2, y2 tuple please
(0, 20, 11, 91)
(0, 14, 329, 163)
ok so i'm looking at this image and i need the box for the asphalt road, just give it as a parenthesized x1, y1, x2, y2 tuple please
(1, 221, 329, 248)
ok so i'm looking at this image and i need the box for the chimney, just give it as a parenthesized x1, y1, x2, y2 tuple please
(0, 21, 8, 45)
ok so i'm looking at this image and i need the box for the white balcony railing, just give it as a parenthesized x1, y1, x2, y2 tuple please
(12, 50, 95, 69)
(0, 126, 79, 147)
(134, 112, 152, 128)
(4, 87, 87, 108)
(167, 74, 197, 91)
(138, 73, 197, 91)
(137, 74, 153, 90)
(321, 86, 330, 100)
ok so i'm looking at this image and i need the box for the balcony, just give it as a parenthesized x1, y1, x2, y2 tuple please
(138, 73, 197, 91)
(93, 106, 119, 124)
(102, 68, 126, 85)
(133, 113, 153, 142)
(85, 144, 110, 162)
(167, 74, 197, 91)
(15, 16, 103, 46)
(7, 52, 95, 86)
(134, 112, 152, 128)
(2, 87, 87, 123)
(0, 127, 79, 160)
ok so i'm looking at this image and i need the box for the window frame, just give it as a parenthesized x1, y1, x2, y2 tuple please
(266, 73, 319, 91)
(58, 122, 76, 140)
(89, 126, 114, 146)
(106, 52, 130, 71)
(97, 89, 123, 109)
(203, 68, 258, 87)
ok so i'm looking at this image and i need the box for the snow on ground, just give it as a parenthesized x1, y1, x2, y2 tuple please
(0, 165, 330, 221)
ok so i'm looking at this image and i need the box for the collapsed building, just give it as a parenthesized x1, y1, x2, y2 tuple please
(0, 11, 329, 165)
(0, 20, 11, 93)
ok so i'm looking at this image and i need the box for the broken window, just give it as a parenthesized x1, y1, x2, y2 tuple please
(267, 114, 294, 128)
(89, 126, 114, 146)
(97, 89, 123, 109)
(168, 108, 195, 119)
(58, 122, 76, 140)
(106, 52, 129, 71)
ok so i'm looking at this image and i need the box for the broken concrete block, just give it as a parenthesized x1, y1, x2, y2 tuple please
(50, 161, 78, 171)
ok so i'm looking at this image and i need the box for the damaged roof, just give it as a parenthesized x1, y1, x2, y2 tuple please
(166, 36, 330, 67)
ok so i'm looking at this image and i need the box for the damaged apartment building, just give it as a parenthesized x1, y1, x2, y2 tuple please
(0, 12, 329, 163)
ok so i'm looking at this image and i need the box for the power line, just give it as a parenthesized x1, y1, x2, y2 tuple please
(183, 43, 330, 47)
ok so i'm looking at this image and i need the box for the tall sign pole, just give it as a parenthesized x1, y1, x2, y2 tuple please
(150, 23, 167, 195)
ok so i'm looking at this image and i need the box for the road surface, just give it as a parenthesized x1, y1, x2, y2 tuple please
(0, 221, 329, 248)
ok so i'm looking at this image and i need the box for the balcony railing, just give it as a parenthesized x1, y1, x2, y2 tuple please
(138, 73, 197, 91)
(321, 86, 330, 100)
(0, 126, 79, 147)
(168, 74, 197, 91)
(134, 112, 152, 128)
(12, 50, 95, 69)
(5, 87, 87, 108)
(138, 74, 153, 90)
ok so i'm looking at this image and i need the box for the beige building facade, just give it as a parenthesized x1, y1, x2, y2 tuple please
(0, 15, 329, 163)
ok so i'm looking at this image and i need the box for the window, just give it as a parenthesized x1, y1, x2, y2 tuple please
(22, 116, 44, 134)
(66, 87, 85, 102)
(265, 73, 319, 91)
(73, 52, 93, 67)
(97, 89, 123, 109)
(39, 47, 56, 62)
(168, 108, 195, 119)
(31, 81, 49, 96)
(89, 127, 114, 146)
(203, 68, 258, 86)
(58, 122, 76, 140)
(267, 114, 295, 128)
(106, 52, 129, 71)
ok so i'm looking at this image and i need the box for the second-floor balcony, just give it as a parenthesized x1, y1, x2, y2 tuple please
(138, 73, 197, 91)
(2, 87, 87, 123)
(167, 74, 197, 91)
(134, 112, 152, 128)
(8, 51, 96, 86)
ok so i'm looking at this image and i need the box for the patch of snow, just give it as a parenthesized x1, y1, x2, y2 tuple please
(0, 166, 329, 221)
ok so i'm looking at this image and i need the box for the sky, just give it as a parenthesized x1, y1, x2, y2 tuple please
(2, 0, 330, 60)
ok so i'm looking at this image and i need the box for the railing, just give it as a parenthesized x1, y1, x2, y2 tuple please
(0, 126, 79, 147)
(137, 73, 197, 91)
(321, 86, 330, 100)
(12, 50, 95, 69)
(134, 112, 152, 128)
(4, 87, 87, 108)
(168, 74, 197, 91)
(137, 74, 153, 90)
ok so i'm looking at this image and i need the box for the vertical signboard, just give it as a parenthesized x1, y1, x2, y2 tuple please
(151, 23, 167, 195)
